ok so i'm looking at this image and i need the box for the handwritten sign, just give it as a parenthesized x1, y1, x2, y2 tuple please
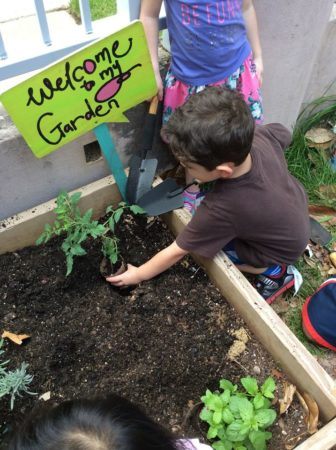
(0, 21, 157, 158)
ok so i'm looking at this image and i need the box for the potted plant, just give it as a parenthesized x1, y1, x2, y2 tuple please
(36, 191, 144, 277)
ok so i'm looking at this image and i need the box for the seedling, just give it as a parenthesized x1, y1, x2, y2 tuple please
(36, 191, 144, 276)
(200, 376, 277, 450)
(0, 339, 35, 410)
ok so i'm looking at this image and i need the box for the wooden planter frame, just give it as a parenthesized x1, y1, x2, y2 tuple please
(1, 176, 336, 449)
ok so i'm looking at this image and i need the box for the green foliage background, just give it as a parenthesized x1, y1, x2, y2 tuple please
(69, 0, 117, 22)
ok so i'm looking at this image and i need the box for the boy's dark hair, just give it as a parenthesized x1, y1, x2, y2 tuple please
(9, 394, 181, 450)
(165, 86, 255, 169)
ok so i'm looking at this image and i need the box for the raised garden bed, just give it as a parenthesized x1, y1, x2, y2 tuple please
(0, 177, 336, 449)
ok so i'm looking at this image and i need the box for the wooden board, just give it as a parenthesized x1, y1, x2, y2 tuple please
(163, 207, 336, 421)
(0, 175, 122, 255)
(295, 417, 336, 449)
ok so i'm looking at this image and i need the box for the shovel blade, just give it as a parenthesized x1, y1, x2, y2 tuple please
(137, 178, 184, 216)
(310, 217, 332, 246)
(126, 155, 158, 204)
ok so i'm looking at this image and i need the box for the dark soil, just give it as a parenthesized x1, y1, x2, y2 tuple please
(0, 215, 309, 448)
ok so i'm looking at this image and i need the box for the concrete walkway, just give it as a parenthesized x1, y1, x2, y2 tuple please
(0, 0, 79, 67)
(0, 0, 123, 91)
(0, 0, 68, 23)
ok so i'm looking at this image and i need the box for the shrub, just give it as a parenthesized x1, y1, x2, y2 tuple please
(0, 339, 35, 410)
(200, 376, 277, 450)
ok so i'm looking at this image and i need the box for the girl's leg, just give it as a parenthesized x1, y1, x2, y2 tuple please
(162, 67, 192, 125)
(162, 68, 202, 212)
(236, 53, 264, 123)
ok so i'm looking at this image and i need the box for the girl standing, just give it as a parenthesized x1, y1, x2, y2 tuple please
(140, 0, 263, 212)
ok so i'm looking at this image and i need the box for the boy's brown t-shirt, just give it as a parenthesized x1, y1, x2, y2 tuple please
(176, 123, 310, 267)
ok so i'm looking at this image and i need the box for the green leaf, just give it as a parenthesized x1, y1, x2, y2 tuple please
(213, 410, 222, 425)
(226, 421, 245, 442)
(249, 430, 269, 450)
(241, 377, 258, 396)
(70, 244, 86, 256)
(66, 254, 74, 276)
(220, 379, 236, 392)
(207, 426, 218, 439)
(72, 228, 80, 242)
(238, 423, 250, 438)
(199, 407, 213, 424)
(83, 208, 93, 223)
(262, 397, 271, 409)
(90, 224, 106, 238)
(78, 231, 88, 243)
(129, 204, 145, 215)
(204, 392, 223, 411)
(217, 427, 227, 441)
(108, 217, 115, 233)
(222, 407, 234, 424)
(61, 241, 71, 252)
(261, 377, 276, 399)
(213, 441, 233, 450)
(54, 206, 67, 215)
(106, 205, 113, 214)
(238, 398, 254, 423)
(220, 389, 231, 405)
(229, 396, 242, 417)
(253, 393, 265, 410)
(201, 389, 213, 403)
(36, 233, 46, 245)
(113, 208, 124, 224)
(235, 446, 247, 450)
(70, 192, 81, 205)
(255, 409, 277, 428)
(109, 252, 118, 265)
(102, 236, 119, 265)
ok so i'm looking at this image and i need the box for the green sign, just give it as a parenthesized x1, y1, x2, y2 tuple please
(0, 21, 157, 158)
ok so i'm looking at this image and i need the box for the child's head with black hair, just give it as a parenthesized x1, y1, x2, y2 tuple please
(165, 86, 255, 171)
(9, 394, 181, 450)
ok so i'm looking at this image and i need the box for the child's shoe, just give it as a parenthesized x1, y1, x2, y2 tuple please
(255, 266, 295, 304)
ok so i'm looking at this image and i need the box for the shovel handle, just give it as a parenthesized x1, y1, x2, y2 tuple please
(149, 96, 159, 114)
(141, 97, 160, 158)
(167, 181, 198, 198)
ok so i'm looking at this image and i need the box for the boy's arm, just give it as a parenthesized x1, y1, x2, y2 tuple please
(140, 0, 164, 100)
(106, 241, 188, 287)
(243, 0, 263, 85)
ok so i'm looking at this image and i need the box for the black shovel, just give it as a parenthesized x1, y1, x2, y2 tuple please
(137, 178, 197, 216)
(126, 97, 159, 204)
(309, 217, 332, 246)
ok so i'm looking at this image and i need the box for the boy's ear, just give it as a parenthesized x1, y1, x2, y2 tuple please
(216, 163, 234, 178)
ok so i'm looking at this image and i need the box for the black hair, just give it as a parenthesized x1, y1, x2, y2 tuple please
(9, 394, 183, 450)
(165, 86, 255, 169)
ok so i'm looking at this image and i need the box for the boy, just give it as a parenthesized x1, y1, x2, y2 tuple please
(107, 87, 310, 303)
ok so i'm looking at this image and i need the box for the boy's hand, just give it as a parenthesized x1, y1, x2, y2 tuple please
(106, 242, 187, 287)
(106, 264, 142, 287)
